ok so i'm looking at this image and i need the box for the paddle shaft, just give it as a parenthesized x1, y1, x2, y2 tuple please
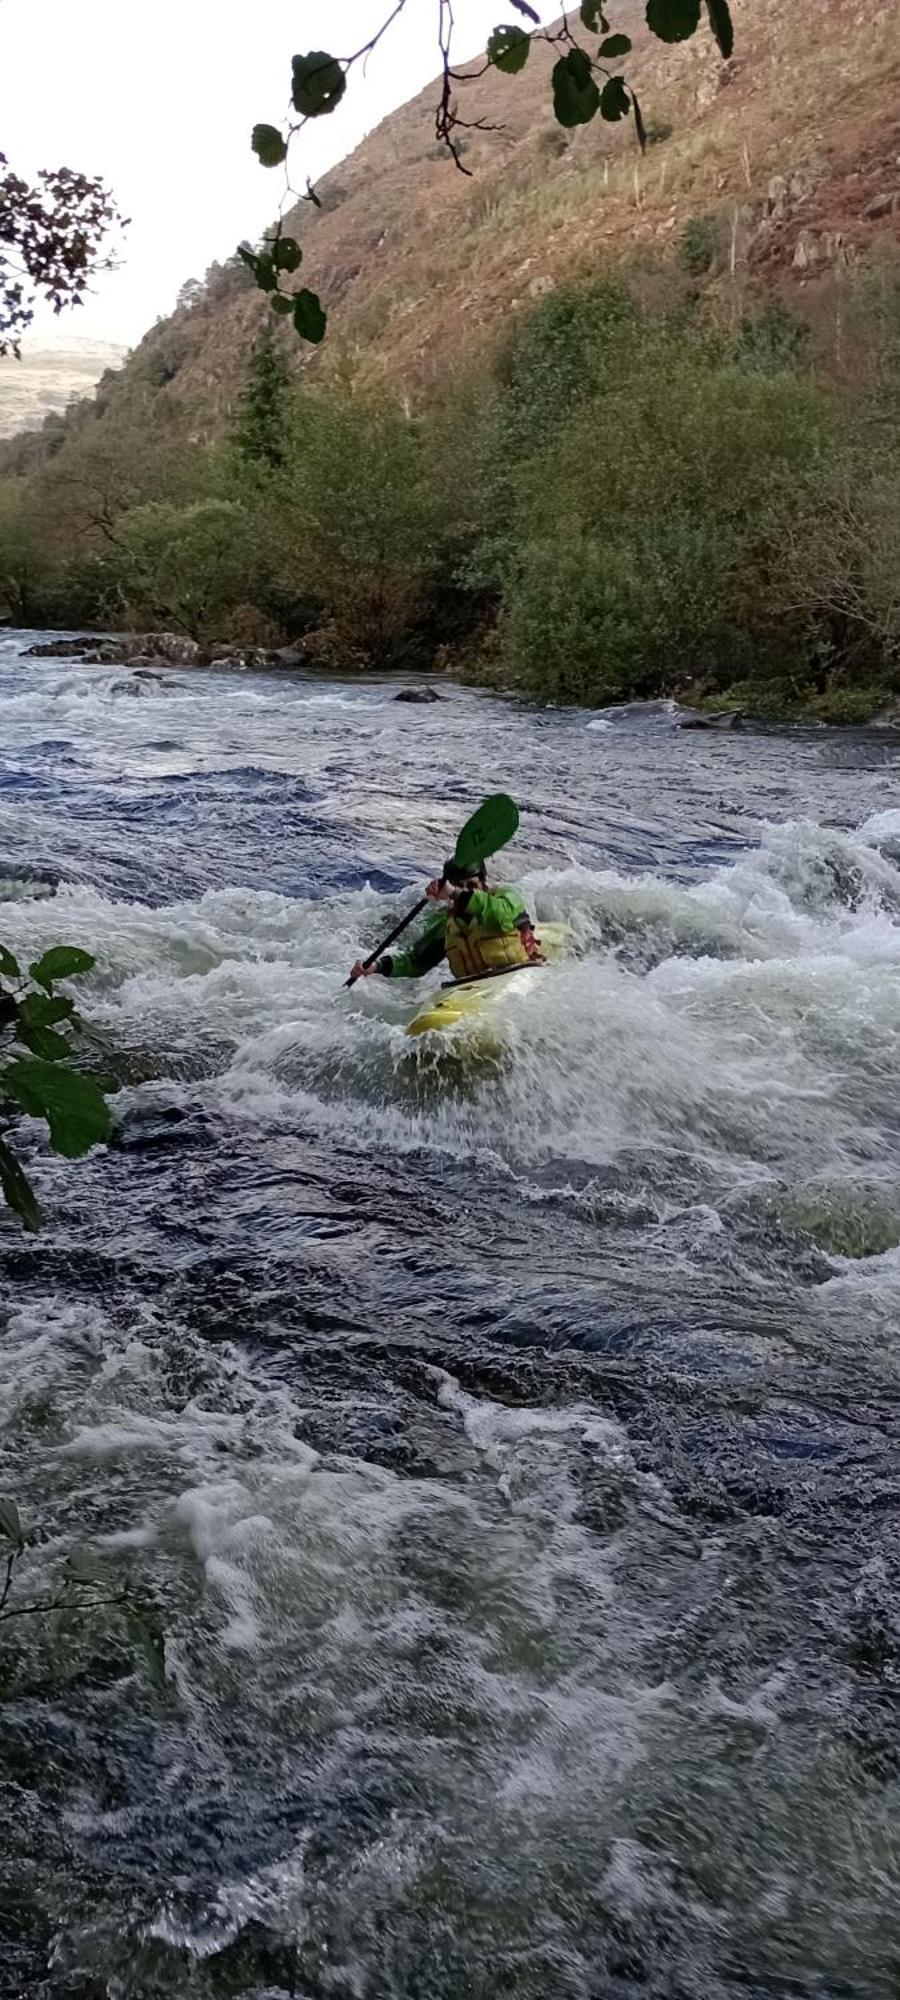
(345, 896, 429, 987)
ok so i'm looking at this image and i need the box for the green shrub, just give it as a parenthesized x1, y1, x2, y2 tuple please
(116, 499, 278, 640)
(810, 683, 891, 725)
(278, 389, 451, 664)
(680, 214, 724, 277)
(736, 302, 810, 374)
(492, 296, 835, 701)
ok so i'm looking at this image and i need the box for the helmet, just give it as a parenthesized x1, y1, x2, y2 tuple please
(442, 856, 487, 888)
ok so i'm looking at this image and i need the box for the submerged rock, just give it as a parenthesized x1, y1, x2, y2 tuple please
(679, 709, 744, 731)
(110, 1099, 214, 1152)
(110, 673, 167, 696)
(0, 862, 60, 899)
(393, 687, 443, 704)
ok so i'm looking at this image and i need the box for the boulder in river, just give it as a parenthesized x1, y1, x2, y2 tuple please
(393, 687, 443, 704)
(26, 635, 103, 660)
(678, 709, 744, 731)
(128, 633, 204, 667)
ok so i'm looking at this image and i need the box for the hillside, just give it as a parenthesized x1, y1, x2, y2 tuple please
(0, 334, 126, 439)
(2, 0, 897, 464)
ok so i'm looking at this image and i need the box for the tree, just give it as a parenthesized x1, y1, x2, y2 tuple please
(244, 0, 735, 342)
(230, 326, 293, 472)
(0, 481, 49, 623)
(115, 497, 278, 639)
(280, 389, 446, 663)
(483, 284, 835, 700)
(0, 153, 121, 357)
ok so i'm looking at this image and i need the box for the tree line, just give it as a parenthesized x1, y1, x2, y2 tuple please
(2, 245, 899, 722)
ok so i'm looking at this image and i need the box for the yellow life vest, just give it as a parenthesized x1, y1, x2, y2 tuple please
(445, 913, 534, 982)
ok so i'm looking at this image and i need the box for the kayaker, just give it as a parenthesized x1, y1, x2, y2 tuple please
(350, 858, 545, 984)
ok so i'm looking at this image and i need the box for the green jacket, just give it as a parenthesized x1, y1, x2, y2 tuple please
(382, 885, 531, 978)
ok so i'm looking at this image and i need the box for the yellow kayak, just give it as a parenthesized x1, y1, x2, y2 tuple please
(406, 923, 570, 1038)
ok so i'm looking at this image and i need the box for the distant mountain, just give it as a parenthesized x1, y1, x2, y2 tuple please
(0, 333, 128, 438)
(1, 0, 897, 457)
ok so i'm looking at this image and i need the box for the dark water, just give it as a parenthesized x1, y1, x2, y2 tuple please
(2, 633, 900, 1999)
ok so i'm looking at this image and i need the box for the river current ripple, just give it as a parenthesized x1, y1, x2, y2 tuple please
(2, 632, 900, 1999)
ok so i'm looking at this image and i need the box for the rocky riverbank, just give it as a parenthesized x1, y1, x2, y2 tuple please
(24, 632, 307, 674)
(22, 633, 900, 727)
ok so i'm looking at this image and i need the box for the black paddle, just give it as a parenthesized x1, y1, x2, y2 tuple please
(345, 793, 520, 987)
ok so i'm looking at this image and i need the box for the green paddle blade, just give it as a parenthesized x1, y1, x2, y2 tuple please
(454, 793, 519, 869)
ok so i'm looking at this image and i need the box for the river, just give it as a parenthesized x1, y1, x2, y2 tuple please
(2, 631, 900, 2000)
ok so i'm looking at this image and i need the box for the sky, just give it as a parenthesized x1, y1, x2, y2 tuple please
(1, 0, 526, 349)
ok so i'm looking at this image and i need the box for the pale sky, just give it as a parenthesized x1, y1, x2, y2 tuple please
(1, 0, 532, 349)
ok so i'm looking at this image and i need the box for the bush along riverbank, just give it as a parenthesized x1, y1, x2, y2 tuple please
(2, 258, 899, 724)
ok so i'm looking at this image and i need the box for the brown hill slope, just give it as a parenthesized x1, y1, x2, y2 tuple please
(4, 0, 899, 460)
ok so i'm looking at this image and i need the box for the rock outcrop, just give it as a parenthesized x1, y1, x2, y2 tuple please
(25, 634, 306, 674)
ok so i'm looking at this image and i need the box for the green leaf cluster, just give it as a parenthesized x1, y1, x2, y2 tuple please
(237, 237, 326, 345)
(0, 942, 109, 1229)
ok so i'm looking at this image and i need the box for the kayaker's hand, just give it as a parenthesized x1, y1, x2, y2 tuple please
(426, 878, 452, 902)
(350, 959, 378, 980)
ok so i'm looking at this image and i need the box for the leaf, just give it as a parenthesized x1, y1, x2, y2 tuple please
(598, 33, 632, 56)
(126, 1605, 167, 1692)
(2, 1060, 110, 1159)
(552, 48, 601, 128)
(705, 0, 734, 58)
(0, 1137, 42, 1231)
(272, 236, 302, 273)
(0, 1496, 24, 1548)
(291, 51, 346, 118)
(270, 294, 294, 316)
(0, 947, 20, 979)
(510, 0, 540, 20)
(646, 0, 701, 40)
(16, 1024, 73, 1060)
(632, 87, 648, 150)
(579, 0, 609, 28)
(600, 75, 631, 120)
(293, 288, 327, 344)
(16, 992, 74, 1060)
(487, 24, 531, 73)
(251, 123, 288, 168)
(29, 946, 95, 991)
(254, 254, 277, 294)
(19, 994, 75, 1030)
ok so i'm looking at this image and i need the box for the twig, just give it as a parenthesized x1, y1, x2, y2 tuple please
(0, 1550, 15, 1617)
